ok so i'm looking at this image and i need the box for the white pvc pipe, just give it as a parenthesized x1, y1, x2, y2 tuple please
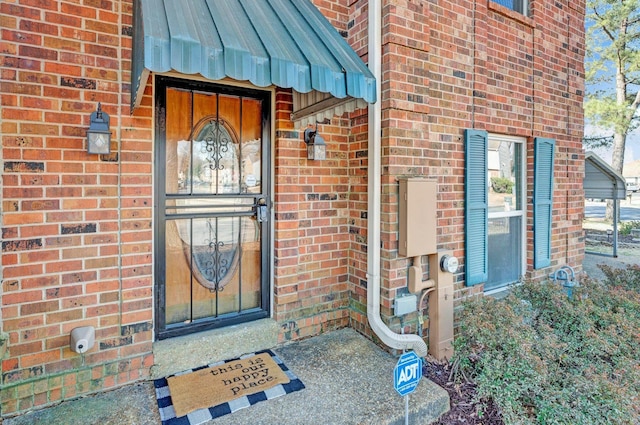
(366, 0, 428, 358)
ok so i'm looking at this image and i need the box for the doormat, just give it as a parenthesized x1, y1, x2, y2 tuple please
(154, 350, 305, 425)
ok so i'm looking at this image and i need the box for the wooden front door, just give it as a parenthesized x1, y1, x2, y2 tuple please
(155, 77, 271, 339)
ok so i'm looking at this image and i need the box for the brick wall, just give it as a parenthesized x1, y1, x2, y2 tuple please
(345, 0, 585, 336)
(167, 0, 586, 352)
(270, 0, 377, 343)
(0, 0, 585, 417)
(1, 0, 154, 415)
(425, 0, 585, 302)
(272, 91, 352, 342)
(378, 1, 433, 333)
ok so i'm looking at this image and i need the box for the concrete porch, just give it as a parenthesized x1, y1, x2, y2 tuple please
(4, 327, 449, 425)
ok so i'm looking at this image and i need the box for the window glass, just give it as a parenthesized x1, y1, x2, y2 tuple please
(491, 0, 528, 16)
(486, 135, 525, 291)
(486, 216, 522, 291)
(488, 139, 522, 212)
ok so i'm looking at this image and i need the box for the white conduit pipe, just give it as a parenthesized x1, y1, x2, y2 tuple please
(366, 0, 428, 358)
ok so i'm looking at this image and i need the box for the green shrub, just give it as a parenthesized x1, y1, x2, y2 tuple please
(619, 220, 640, 236)
(491, 176, 514, 193)
(452, 268, 640, 424)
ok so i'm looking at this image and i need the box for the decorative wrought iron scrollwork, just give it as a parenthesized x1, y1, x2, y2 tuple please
(188, 116, 239, 173)
(181, 116, 242, 291)
(189, 217, 240, 292)
(199, 120, 230, 171)
(203, 219, 228, 292)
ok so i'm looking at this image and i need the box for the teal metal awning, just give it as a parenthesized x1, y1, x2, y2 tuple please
(131, 0, 376, 116)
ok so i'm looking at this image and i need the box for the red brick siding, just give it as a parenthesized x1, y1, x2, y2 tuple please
(344, 0, 585, 335)
(1, 0, 153, 415)
(270, 0, 364, 343)
(426, 0, 585, 301)
(272, 89, 352, 342)
(379, 1, 433, 326)
(0, 0, 585, 416)
(343, 2, 369, 338)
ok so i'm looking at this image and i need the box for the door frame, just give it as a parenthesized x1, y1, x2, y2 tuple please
(153, 75, 273, 340)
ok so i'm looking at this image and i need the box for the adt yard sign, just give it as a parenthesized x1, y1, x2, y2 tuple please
(394, 351, 422, 396)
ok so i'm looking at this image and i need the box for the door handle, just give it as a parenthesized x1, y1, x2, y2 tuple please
(255, 198, 268, 223)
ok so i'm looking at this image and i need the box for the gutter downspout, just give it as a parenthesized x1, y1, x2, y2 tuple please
(366, 0, 428, 358)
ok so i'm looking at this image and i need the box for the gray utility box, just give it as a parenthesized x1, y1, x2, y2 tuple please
(398, 178, 438, 257)
(395, 294, 418, 316)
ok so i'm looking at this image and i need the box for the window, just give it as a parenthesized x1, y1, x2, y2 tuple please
(486, 135, 526, 291)
(492, 0, 528, 16)
(465, 130, 554, 292)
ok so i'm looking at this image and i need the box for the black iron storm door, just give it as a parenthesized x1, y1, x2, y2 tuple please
(154, 76, 271, 339)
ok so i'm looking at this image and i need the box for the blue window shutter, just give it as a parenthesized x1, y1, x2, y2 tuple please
(465, 129, 488, 286)
(533, 137, 555, 269)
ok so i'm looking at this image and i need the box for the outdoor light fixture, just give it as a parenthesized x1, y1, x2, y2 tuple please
(304, 123, 326, 161)
(86, 102, 111, 154)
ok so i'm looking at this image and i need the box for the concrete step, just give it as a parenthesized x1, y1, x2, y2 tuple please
(152, 318, 279, 379)
(4, 327, 450, 425)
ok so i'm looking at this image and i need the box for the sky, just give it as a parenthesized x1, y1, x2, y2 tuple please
(584, 125, 640, 164)
(582, 10, 640, 166)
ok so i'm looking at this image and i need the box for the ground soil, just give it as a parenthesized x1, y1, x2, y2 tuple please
(424, 360, 504, 425)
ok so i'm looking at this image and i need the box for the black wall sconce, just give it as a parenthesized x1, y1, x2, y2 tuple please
(304, 123, 326, 161)
(87, 102, 111, 154)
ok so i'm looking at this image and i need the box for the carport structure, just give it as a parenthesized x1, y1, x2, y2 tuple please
(584, 152, 627, 257)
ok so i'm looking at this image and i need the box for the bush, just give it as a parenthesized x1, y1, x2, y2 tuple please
(491, 177, 514, 194)
(452, 267, 640, 424)
(619, 220, 640, 236)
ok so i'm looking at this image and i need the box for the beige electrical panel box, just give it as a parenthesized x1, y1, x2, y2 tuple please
(398, 178, 437, 257)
